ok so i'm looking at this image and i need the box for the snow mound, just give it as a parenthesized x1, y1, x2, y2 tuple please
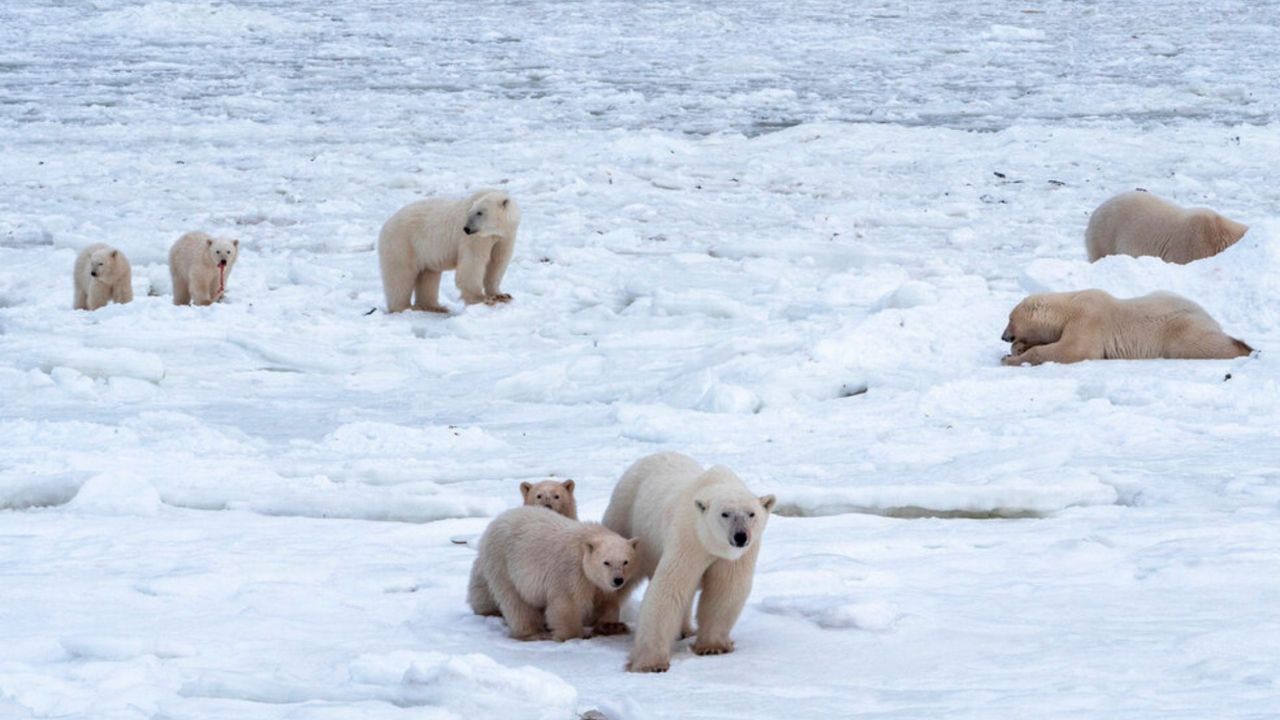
(758, 595, 898, 631)
(347, 651, 578, 720)
(66, 474, 162, 517)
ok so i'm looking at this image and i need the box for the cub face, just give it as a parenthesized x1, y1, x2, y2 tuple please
(462, 192, 520, 237)
(1001, 294, 1064, 349)
(205, 237, 239, 268)
(695, 490, 777, 561)
(88, 247, 120, 281)
(582, 534, 638, 593)
(520, 479, 576, 518)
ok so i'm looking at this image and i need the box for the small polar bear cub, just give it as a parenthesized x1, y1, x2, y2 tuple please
(521, 479, 577, 519)
(602, 452, 776, 673)
(73, 243, 133, 310)
(378, 189, 520, 313)
(169, 231, 239, 306)
(468, 506, 637, 642)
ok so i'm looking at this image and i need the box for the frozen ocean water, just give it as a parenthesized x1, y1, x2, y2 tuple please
(1, 1, 1279, 718)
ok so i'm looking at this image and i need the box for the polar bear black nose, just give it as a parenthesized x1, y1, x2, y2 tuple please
(1001, 330, 1015, 343)
(90, 271, 98, 277)
(218, 259, 227, 267)
(612, 577, 624, 587)
(732, 531, 748, 547)
(463, 226, 476, 235)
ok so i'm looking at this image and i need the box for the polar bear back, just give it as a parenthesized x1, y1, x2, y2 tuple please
(1086, 190, 1247, 264)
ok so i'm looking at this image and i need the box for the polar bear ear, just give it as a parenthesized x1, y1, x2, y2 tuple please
(759, 494, 777, 513)
(501, 198, 509, 208)
(562, 479, 575, 494)
(232, 239, 239, 247)
(206, 238, 213, 247)
(519, 481, 532, 499)
(111, 249, 118, 258)
(584, 540, 596, 554)
(694, 500, 708, 513)
(628, 537, 639, 549)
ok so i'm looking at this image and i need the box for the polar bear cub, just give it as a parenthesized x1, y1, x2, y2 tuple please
(521, 479, 577, 519)
(378, 189, 520, 313)
(1001, 289, 1252, 365)
(169, 231, 239, 306)
(468, 506, 637, 642)
(1085, 190, 1248, 264)
(602, 452, 776, 673)
(73, 243, 133, 310)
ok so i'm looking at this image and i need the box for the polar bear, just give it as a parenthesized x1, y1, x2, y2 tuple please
(602, 452, 776, 673)
(169, 231, 239, 306)
(73, 243, 133, 310)
(378, 190, 520, 313)
(1085, 190, 1248, 264)
(468, 506, 637, 642)
(1001, 290, 1252, 365)
(521, 479, 577, 520)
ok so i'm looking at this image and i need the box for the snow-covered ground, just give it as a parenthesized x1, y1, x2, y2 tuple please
(3, 1, 1279, 718)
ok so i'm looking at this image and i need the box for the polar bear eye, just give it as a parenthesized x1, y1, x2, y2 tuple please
(553, 494, 560, 500)
(749, 512, 756, 518)
(603, 561, 611, 567)
(720, 512, 729, 518)
(476, 210, 484, 216)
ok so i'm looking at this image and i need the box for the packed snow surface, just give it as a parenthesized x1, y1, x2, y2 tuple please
(2, 1, 1279, 718)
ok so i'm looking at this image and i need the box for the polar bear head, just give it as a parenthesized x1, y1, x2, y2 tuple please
(582, 531, 639, 593)
(520, 479, 576, 518)
(693, 472, 777, 561)
(205, 236, 239, 268)
(462, 191, 520, 239)
(88, 246, 124, 282)
(1001, 293, 1068, 349)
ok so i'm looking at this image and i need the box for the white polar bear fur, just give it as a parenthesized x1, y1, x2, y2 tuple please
(169, 231, 239, 306)
(73, 243, 133, 310)
(1085, 190, 1248, 264)
(602, 452, 776, 673)
(468, 506, 637, 642)
(377, 189, 520, 313)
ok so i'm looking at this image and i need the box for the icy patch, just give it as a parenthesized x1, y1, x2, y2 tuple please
(322, 423, 507, 456)
(775, 476, 1119, 519)
(758, 595, 898, 631)
(89, 2, 292, 40)
(60, 635, 191, 661)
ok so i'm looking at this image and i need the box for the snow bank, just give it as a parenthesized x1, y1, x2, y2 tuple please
(775, 475, 1119, 518)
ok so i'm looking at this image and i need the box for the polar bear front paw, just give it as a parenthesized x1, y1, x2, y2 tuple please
(692, 639, 734, 656)
(593, 621, 629, 636)
(627, 655, 670, 673)
(484, 293, 513, 305)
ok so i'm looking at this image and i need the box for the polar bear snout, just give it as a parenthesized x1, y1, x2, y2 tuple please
(1001, 325, 1016, 343)
(612, 576, 625, 588)
(462, 223, 477, 235)
(732, 530, 749, 548)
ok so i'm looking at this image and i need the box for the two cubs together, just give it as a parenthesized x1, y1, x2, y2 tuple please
(72, 231, 240, 310)
(468, 452, 776, 673)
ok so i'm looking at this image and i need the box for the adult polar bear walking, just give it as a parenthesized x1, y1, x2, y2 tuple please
(603, 452, 775, 673)
(377, 189, 520, 313)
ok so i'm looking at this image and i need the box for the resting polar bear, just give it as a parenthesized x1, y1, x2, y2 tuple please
(73, 243, 133, 310)
(468, 507, 637, 642)
(602, 452, 775, 673)
(169, 231, 239, 306)
(1002, 290, 1252, 365)
(378, 190, 520, 313)
(1086, 190, 1248, 264)
(521, 479, 577, 520)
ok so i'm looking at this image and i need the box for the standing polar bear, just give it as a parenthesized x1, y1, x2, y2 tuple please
(1085, 190, 1248, 264)
(1001, 289, 1252, 365)
(169, 231, 239, 306)
(602, 452, 775, 673)
(378, 189, 520, 313)
(468, 507, 637, 642)
(73, 243, 133, 310)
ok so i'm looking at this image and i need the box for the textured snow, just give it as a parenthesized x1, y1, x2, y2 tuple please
(2, 1, 1279, 718)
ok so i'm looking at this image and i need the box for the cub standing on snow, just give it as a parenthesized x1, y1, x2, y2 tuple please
(521, 479, 578, 519)
(377, 189, 520, 313)
(468, 506, 637, 642)
(1085, 190, 1248, 264)
(602, 452, 776, 673)
(73, 243, 133, 310)
(169, 231, 239, 306)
